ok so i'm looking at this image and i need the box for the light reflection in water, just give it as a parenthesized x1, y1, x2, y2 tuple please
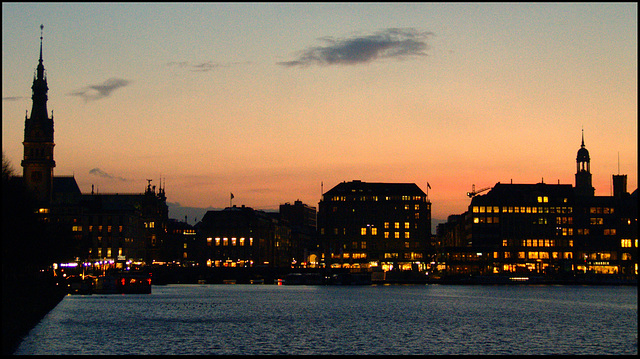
(15, 284, 638, 355)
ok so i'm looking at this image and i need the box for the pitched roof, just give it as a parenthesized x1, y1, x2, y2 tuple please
(323, 180, 427, 197)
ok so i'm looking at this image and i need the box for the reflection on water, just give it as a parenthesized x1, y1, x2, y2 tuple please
(16, 285, 637, 355)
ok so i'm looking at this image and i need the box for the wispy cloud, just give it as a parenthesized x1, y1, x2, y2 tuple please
(278, 28, 434, 67)
(68, 78, 131, 101)
(89, 168, 128, 182)
(167, 60, 250, 72)
(167, 61, 221, 72)
(2, 96, 26, 101)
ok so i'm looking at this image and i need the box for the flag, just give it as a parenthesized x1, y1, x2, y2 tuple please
(230, 193, 234, 199)
(427, 182, 431, 189)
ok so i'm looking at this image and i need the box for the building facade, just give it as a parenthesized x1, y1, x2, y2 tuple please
(16, 28, 170, 268)
(436, 136, 638, 279)
(318, 180, 432, 272)
(76, 182, 169, 265)
(279, 200, 318, 267)
(197, 206, 292, 268)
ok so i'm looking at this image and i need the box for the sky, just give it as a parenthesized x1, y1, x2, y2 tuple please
(2, 3, 637, 227)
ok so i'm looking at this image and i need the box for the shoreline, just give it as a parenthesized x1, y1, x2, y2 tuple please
(2, 276, 66, 355)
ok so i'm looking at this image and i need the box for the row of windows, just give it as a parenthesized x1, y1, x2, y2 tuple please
(590, 207, 614, 214)
(502, 239, 574, 247)
(473, 206, 573, 214)
(26, 147, 51, 158)
(81, 225, 125, 233)
(330, 196, 426, 202)
(89, 247, 124, 258)
(206, 237, 254, 247)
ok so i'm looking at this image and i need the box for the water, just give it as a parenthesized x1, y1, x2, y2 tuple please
(15, 284, 637, 355)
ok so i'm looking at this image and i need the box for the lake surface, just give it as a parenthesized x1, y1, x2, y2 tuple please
(15, 284, 637, 355)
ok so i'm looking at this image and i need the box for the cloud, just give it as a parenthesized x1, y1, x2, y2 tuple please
(167, 60, 251, 72)
(68, 78, 131, 101)
(2, 96, 25, 101)
(278, 28, 434, 67)
(167, 61, 221, 72)
(89, 168, 128, 182)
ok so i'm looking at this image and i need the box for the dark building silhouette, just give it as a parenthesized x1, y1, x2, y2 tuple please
(436, 135, 637, 279)
(575, 129, 595, 197)
(318, 180, 432, 272)
(22, 25, 55, 204)
(76, 182, 169, 265)
(197, 205, 292, 268)
(279, 200, 318, 267)
(14, 27, 169, 268)
(164, 218, 198, 265)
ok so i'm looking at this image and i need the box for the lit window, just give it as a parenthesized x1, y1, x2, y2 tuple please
(405, 232, 410, 239)
(590, 218, 603, 225)
(240, 237, 245, 246)
(502, 239, 508, 247)
(404, 222, 410, 229)
(231, 238, 237, 246)
(384, 222, 389, 229)
(371, 228, 377, 235)
(361, 228, 367, 235)
(183, 243, 188, 249)
(223, 238, 228, 246)
(621, 239, 632, 248)
(394, 232, 400, 239)
(384, 232, 389, 239)
(394, 222, 400, 229)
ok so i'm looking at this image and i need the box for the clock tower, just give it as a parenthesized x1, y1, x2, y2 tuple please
(22, 25, 55, 203)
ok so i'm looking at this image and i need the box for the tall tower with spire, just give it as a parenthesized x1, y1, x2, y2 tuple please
(22, 25, 55, 203)
(575, 129, 594, 196)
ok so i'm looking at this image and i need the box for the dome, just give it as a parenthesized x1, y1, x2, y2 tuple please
(577, 147, 590, 162)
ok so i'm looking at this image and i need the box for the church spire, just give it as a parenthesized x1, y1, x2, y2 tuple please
(37, 24, 44, 77)
(29, 24, 50, 125)
(575, 129, 594, 196)
(22, 24, 55, 204)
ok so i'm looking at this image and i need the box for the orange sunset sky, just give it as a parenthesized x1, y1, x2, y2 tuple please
(2, 3, 637, 227)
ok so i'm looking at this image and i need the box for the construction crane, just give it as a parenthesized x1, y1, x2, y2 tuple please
(467, 184, 491, 198)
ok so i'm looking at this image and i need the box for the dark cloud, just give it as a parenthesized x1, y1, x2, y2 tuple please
(278, 28, 434, 67)
(89, 168, 128, 182)
(167, 61, 221, 72)
(68, 78, 131, 101)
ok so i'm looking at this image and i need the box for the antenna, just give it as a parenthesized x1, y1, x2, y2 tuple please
(617, 152, 620, 175)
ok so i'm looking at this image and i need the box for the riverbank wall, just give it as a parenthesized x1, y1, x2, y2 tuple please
(2, 273, 66, 355)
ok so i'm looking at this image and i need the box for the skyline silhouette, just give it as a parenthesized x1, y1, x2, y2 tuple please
(2, 3, 637, 225)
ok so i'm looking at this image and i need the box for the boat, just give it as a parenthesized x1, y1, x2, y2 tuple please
(66, 275, 95, 295)
(69, 272, 152, 294)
